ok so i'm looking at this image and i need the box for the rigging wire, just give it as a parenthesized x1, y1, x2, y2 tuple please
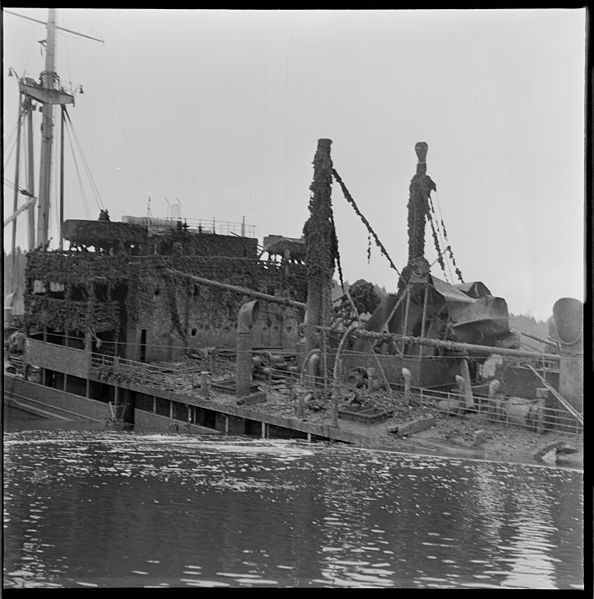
(4, 178, 19, 192)
(64, 119, 92, 219)
(94, 43, 147, 200)
(63, 109, 104, 212)
(3, 121, 21, 169)
(427, 205, 449, 282)
(432, 190, 455, 282)
(60, 30, 73, 92)
(432, 189, 464, 283)
(428, 193, 453, 283)
(332, 167, 402, 279)
(4, 179, 30, 203)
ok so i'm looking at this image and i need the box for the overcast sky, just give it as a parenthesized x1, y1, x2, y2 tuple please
(3, 8, 586, 320)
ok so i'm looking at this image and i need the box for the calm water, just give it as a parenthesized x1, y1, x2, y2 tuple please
(3, 414, 584, 589)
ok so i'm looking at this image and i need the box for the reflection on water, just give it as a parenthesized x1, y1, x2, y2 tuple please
(3, 429, 583, 589)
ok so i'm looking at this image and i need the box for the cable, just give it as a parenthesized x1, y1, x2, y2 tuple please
(433, 190, 464, 283)
(63, 109, 104, 212)
(68, 118, 104, 211)
(94, 44, 147, 200)
(64, 119, 92, 219)
(428, 194, 453, 282)
(426, 204, 449, 282)
(332, 167, 401, 278)
(3, 124, 20, 169)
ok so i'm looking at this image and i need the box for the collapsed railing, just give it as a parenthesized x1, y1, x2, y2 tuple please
(257, 363, 583, 436)
(89, 332, 581, 437)
(90, 353, 205, 392)
(412, 385, 582, 436)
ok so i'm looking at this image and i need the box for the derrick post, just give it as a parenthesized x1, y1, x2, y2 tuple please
(399, 142, 436, 295)
(303, 139, 335, 360)
(407, 142, 436, 264)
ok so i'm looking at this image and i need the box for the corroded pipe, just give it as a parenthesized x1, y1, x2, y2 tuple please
(331, 322, 361, 384)
(348, 329, 560, 361)
(167, 269, 305, 310)
(300, 348, 321, 385)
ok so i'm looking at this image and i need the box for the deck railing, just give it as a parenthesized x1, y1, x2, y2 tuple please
(260, 366, 583, 436)
(89, 350, 582, 436)
(89, 353, 204, 392)
(122, 216, 256, 238)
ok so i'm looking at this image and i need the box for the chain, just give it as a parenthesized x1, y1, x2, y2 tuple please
(332, 168, 401, 278)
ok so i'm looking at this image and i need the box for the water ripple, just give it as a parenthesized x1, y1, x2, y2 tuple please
(3, 430, 583, 589)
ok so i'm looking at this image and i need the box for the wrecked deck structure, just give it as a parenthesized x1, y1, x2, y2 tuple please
(12, 138, 583, 443)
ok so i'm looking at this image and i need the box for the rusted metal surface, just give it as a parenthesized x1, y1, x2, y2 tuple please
(304, 138, 335, 356)
(348, 328, 560, 361)
(407, 142, 436, 264)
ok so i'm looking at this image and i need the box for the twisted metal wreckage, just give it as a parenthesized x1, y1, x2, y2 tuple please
(5, 9, 582, 447)
(8, 138, 583, 438)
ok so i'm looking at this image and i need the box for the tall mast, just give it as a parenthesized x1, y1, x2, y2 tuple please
(36, 8, 58, 248)
(9, 8, 103, 250)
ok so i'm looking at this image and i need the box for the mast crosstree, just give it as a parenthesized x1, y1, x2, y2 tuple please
(6, 8, 102, 250)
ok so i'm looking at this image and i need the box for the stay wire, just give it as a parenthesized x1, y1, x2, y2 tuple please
(95, 44, 147, 200)
(428, 194, 453, 283)
(63, 109, 104, 212)
(64, 119, 92, 219)
(427, 205, 448, 281)
(433, 190, 456, 281)
(433, 190, 464, 283)
(4, 122, 20, 169)
(332, 167, 401, 279)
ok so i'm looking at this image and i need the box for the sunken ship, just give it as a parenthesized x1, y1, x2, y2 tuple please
(5, 139, 583, 440)
(4, 12, 582, 441)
